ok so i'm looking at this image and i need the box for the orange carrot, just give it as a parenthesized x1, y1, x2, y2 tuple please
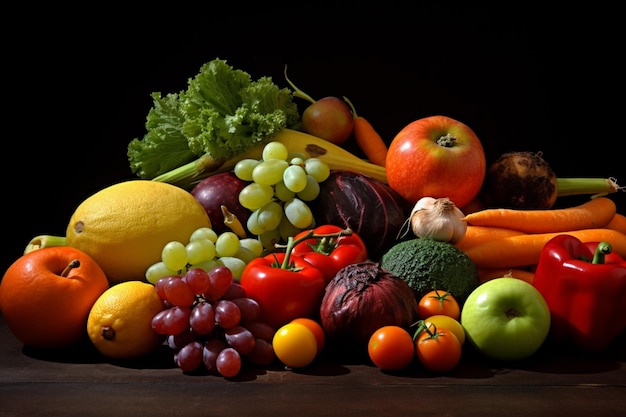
(478, 268, 535, 284)
(343, 96, 388, 167)
(462, 228, 626, 270)
(463, 196, 617, 234)
(606, 212, 626, 235)
(454, 226, 525, 251)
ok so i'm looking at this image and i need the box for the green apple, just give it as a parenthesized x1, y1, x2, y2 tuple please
(460, 277, 550, 361)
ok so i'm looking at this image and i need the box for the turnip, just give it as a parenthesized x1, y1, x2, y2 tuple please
(481, 151, 622, 209)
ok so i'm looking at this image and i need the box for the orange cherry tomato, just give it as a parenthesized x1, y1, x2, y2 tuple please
(290, 317, 325, 354)
(415, 322, 462, 372)
(418, 290, 461, 320)
(368, 325, 415, 371)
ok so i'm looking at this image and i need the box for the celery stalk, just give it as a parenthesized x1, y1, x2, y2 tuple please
(557, 177, 624, 198)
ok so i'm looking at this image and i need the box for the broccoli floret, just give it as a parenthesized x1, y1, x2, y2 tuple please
(380, 238, 479, 304)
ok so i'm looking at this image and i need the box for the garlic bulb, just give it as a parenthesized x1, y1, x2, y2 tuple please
(409, 197, 467, 243)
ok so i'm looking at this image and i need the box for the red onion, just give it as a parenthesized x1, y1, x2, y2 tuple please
(309, 170, 412, 260)
(319, 260, 419, 356)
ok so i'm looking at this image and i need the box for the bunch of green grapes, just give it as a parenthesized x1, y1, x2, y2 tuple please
(146, 226, 264, 284)
(233, 141, 331, 249)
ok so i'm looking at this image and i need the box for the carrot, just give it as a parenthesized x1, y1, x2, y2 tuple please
(478, 268, 535, 284)
(454, 226, 525, 251)
(343, 96, 388, 167)
(606, 212, 626, 235)
(463, 196, 617, 234)
(462, 228, 626, 270)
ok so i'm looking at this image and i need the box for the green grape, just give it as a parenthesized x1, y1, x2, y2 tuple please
(283, 165, 308, 193)
(239, 182, 274, 210)
(258, 228, 282, 250)
(146, 261, 176, 285)
(257, 201, 283, 231)
(216, 256, 247, 280)
(278, 215, 304, 242)
(246, 209, 267, 236)
(162, 241, 188, 272)
(215, 231, 241, 258)
(252, 159, 289, 186)
(186, 238, 217, 265)
(193, 258, 220, 273)
(262, 141, 289, 161)
(289, 156, 305, 166)
(189, 227, 218, 243)
(274, 181, 295, 202)
(296, 175, 321, 201)
(234, 158, 261, 181)
(304, 157, 331, 183)
(233, 246, 258, 264)
(283, 198, 314, 229)
(239, 238, 264, 257)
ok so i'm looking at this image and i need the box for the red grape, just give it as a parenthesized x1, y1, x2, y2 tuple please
(214, 299, 241, 329)
(189, 302, 215, 335)
(216, 347, 242, 377)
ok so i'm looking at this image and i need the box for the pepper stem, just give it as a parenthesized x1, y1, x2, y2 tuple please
(591, 241, 612, 264)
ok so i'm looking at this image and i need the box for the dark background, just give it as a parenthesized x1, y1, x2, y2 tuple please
(4, 3, 624, 273)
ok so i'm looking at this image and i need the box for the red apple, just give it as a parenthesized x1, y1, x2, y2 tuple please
(385, 115, 486, 208)
(301, 97, 354, 145)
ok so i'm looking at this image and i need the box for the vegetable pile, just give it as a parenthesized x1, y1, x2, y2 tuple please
(6, 57, 626, 379)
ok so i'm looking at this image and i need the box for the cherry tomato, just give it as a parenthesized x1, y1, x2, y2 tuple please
(368, 325, 415, 371)
(422, 315, 465, 346)
(418, 290, 460, 320)
(291, 318, 325, 354)
(272, 322, 318, 368)
(415, 322, 462, 372)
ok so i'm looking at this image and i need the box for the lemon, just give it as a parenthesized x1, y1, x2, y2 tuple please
(66, 180, 211, 285)
(87, 280, 165, 360)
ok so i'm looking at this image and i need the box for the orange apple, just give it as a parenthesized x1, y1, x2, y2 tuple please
(385, 115, 486, 208)
(0, 247, 110, 348)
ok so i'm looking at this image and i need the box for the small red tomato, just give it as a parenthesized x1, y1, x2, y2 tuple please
(418, 290, 460, 320)
(415, 323, 462, 373)
(368, 325, 415, 371)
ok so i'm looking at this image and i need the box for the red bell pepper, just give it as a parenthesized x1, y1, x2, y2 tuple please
(239, 249, 326, 330)
(291, 225, 368, 283)
(532, 234, 626, 351)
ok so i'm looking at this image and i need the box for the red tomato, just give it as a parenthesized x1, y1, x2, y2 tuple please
(368, 325, 415, 371)
(292, 224, 368, 283)
(415, 323, 462, 372)
(418, 290, 460, 320)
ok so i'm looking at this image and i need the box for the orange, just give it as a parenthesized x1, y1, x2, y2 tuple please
(65, 180, 211, 285)
(87, 280, 165, 359)
(0, 246, 110, 349)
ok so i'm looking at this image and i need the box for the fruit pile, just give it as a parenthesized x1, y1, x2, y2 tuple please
(1, 58, 625, 379)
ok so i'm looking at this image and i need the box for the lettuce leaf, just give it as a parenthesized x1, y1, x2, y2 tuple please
(127, 59, 301, 180)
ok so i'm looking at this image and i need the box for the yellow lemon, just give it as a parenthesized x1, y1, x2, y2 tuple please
(66, 180, 211, 285)
(87, 280, 165, 359)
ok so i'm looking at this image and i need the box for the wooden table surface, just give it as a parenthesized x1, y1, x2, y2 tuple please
(1, 313, 625, 417)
